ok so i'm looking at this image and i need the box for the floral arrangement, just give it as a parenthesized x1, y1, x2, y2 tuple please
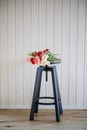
(26, 49, 58, 66)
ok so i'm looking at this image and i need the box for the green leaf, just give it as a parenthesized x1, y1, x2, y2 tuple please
(47, 53, 56, 62)
(28, 53, 32, 56)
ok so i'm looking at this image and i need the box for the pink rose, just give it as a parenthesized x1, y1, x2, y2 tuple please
(38, 51, 44, 58)
(31, 58, 36, 64)
(43, 49, 50, 53)
(35, 56, 40, 64)
(31, 57, 40, 65)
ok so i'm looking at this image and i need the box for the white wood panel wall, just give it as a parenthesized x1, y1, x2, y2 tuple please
(0, 0, 87, 109)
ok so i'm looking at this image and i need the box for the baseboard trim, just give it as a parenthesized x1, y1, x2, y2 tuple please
(0, 105, 87, 109)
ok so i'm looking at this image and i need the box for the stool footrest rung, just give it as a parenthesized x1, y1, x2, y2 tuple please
(37, 97, 54, 99)
(38, 102, 55, 105)
(36, 97, 55, 105)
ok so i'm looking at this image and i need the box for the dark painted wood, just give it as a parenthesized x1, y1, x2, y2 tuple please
(29, 65, 63, 121)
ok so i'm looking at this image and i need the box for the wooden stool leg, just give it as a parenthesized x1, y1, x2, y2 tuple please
(51, 68, 60, 122)
(29, 67, 42, 120)
(54, 67, 63, 115)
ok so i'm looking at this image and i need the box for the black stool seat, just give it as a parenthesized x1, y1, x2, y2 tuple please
(29, 64, 63, 122)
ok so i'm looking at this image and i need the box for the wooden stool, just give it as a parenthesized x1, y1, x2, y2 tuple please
(29, 64, 63, 122)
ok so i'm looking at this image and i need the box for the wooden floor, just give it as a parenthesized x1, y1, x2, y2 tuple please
(0, 109, 87, 130)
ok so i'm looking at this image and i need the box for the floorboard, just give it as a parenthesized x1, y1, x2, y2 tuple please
(0, 109, 87, 130)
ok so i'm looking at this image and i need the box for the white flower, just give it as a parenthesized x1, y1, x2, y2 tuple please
(41, 54, 48, 60)
(40, 54, 50, 66)
(40, 60, 50, 66)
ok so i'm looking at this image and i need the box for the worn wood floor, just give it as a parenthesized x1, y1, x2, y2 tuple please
(0, 109, 87, 130)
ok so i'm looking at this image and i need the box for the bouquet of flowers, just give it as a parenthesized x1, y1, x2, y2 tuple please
(26, 49, 58, 66)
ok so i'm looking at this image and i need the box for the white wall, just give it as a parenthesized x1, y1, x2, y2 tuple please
(0, 0, 87, 109)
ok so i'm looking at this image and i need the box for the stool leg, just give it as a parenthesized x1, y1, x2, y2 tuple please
(35, 68, 43, 113)
(29, 67, 42, 120)
(51, 68, 60, 122)
(54, 67, 63, 115)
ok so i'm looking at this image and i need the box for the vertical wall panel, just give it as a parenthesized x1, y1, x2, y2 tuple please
(38, 0, 46, 50)
(0, 0, 1, 105)
(15, 0, 24, 106)
(61, 0, 70, 106)
(47, 0, 54, 51)
(77, 0, 85, 106)
(7, 0, 15, 105)
(84, 0, 87, 107)
(0, 0, 8, 105)
(30, 0, 38, 51)
(69, 0, 77, 106)
(55, 0, 62, 54)
(0, 0, 2, 105)
(23, 0, 31, 107)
